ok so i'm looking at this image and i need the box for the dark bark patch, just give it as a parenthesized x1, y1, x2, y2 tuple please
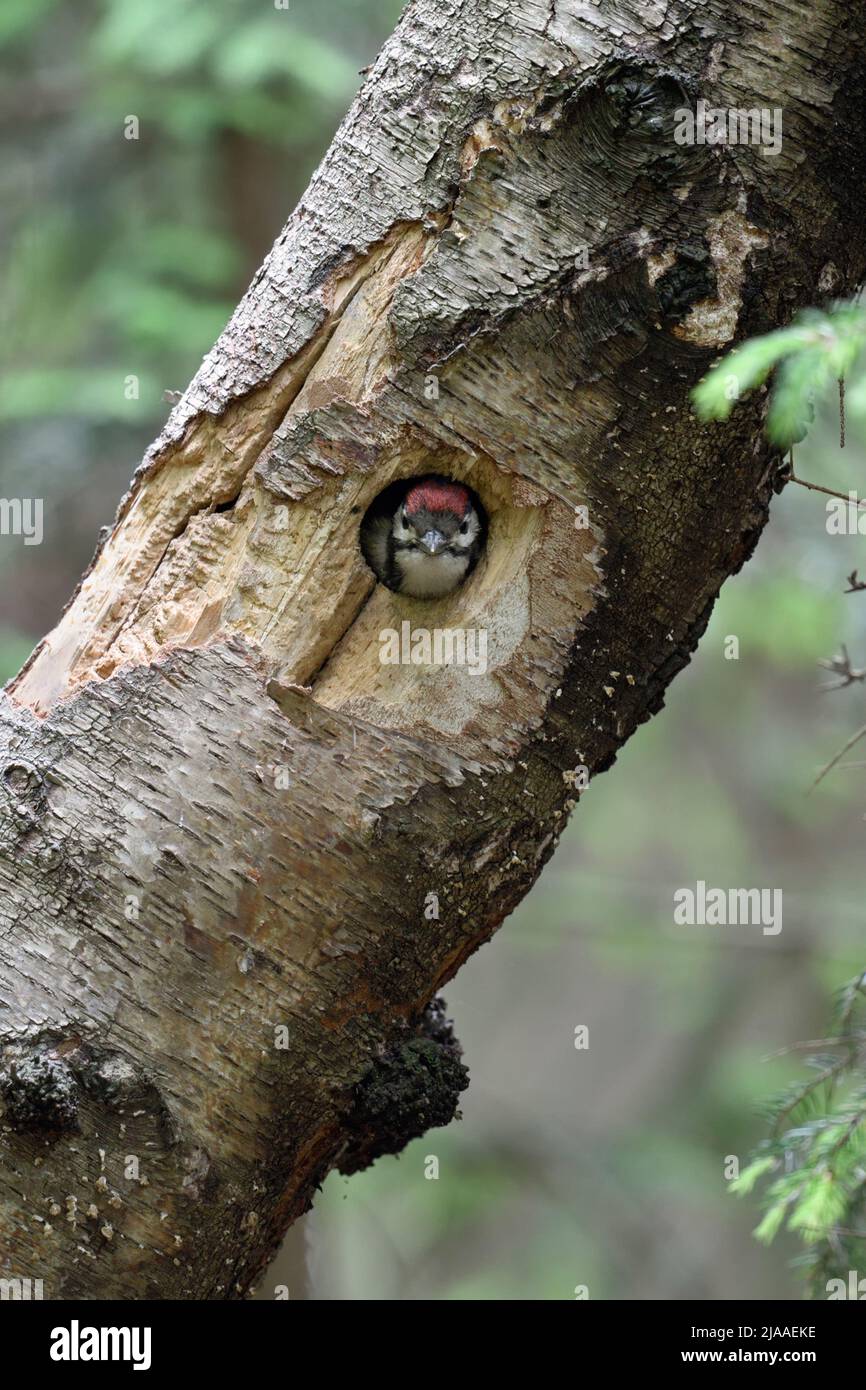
(0, 1035, 174, 1145)
(337, 998, 469, 1175)
(0, 1054, 80, 1137)
(655, 238, 717, 320)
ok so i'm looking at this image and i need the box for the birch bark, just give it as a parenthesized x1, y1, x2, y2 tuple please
(1, 0, 864, 1299)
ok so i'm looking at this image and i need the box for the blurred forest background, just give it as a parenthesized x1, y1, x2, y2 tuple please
(2, 0, 865, 1301)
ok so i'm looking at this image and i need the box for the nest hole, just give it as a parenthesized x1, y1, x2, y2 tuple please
(359, 474, 488, 599)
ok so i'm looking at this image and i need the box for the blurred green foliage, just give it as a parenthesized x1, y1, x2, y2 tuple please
(733, 972, 866, 1294)
(0, 0, 402, 421)
(0, 0, 401, 638)
(695, 306, 866, 1291)
(693, 302, 866, 447)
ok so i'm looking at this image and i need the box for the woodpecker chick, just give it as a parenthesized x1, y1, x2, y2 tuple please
(361, 476, 484, 598)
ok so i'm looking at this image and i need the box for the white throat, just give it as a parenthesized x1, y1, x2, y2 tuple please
(397, 550, 468, 598)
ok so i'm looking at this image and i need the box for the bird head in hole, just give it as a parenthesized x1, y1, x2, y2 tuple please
(361, 475, 485, 598)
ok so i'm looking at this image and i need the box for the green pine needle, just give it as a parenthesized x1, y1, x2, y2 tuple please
(691, 302, 866, 450)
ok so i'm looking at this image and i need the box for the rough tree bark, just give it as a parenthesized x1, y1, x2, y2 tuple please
(1, 0, 864, 1300)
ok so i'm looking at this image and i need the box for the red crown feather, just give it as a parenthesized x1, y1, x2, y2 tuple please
(404, 478, 470, 518)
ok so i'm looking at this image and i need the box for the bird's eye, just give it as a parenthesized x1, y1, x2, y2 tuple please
(459, 519, 468, 535)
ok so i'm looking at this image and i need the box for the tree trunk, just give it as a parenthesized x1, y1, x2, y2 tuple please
(1, 0, 864, 1300)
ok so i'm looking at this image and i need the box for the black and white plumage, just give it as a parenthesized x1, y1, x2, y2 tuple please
(360, 475, 485, 598)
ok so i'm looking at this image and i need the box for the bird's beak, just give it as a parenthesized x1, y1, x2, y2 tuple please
(419, 529, 447, 555)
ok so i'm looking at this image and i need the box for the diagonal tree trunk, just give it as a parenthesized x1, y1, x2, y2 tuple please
(1, 0, 864, 1299)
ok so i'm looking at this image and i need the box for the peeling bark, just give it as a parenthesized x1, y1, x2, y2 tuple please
(2, 0, 865, 1299)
